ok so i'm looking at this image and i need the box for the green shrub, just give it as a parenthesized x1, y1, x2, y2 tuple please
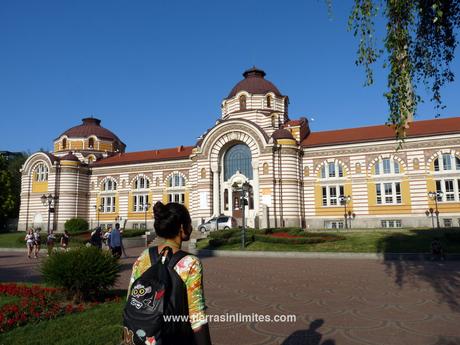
(64, 218, 89, 233)
(41, 246, 120, 302)
(253, 233, 345, 245)
(122, 229, 146, 238)
(208, 229, 240, 240)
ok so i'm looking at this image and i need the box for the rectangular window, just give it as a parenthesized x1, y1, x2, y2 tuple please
(434, 159, 440, 171)
(325, 220, 344, 229)
(444, 218, 453, 228)
(443, 154, 452, 170)
(376, 184, 382, 204)
(376, 182, 401, 205)
(436, 180, 442, 198)
(329, 186, 337, 205)
(445, 180, 455, 201)
(383, 159, 391, 174)
(458, 180, 460, 201)
(384, 183, 393, 204)
(381, 220, 402, 228)
(133, 223, 139, 229)
(394, 162, 400, 174)
(322, 187, 327, 206)
(456, 157, 460, 170)
(395, 182, 401, 203)
(338, 165, 343, 177)
(102, 196, 115, 213)
(375, 162, 380, 175)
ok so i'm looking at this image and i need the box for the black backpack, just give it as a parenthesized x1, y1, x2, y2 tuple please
(122, 246, 194, 345)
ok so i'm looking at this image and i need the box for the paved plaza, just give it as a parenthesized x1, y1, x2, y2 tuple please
(1, 247, 460, 345)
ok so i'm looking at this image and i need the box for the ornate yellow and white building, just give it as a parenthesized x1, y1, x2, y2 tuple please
(19, 68, 460, 231)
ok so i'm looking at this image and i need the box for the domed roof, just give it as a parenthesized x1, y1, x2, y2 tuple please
(60, 152, 80, 162)
(227, 67, 282, 99)
(56, 117, 124, 144)
(272, 128, 295, 140)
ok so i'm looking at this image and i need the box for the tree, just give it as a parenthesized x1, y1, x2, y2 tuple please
(0, 156, 15, 230)
(336, 0, 460, 144)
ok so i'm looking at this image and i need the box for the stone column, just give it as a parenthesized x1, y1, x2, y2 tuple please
(211, 163, 220, 216)
(252, 158, 260, 216)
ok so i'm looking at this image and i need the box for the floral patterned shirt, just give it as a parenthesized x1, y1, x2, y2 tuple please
(128, 248, 207, 330)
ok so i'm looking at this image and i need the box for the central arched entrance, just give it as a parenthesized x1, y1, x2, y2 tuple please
(221, 143, 254, 225)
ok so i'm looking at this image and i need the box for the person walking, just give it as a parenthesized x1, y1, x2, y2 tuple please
(90, 226, 103, 249)
(124, 201, 212, 345)
(33, 228, 41, 258)
(108, 223, 122, 258)
(46, 230, 56, 256)
(60, 230, 70, 251)
(25, 228, 35, 259)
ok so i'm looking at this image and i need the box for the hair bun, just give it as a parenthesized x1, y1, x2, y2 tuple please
(153, 201, 167, 221)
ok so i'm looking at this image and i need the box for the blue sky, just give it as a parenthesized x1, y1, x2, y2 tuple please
(1, 0, 459, 153)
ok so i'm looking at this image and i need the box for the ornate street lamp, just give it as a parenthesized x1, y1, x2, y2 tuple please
(347, 210, 356, 229)
(339, 195, 352, 229)
(143, 202, 151, 230)
(93, 204, 104, 227)
(232, 180, 251, 249)
(41, 194, 57, 235)
(428, 191, 443, 228)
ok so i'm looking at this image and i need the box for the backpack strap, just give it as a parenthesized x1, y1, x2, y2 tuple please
(168, 250, 188, 269)
(148, 245, 159, 265)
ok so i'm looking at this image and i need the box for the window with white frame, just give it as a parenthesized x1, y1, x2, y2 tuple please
(374, 157, 400, 175)
(34, 164, 48, 182)
(100, 196, 116, 213)
(324, 220, 344, 229)
(168, 174, 185, 187)
(435, 179, 460, 202)
(320, 162, 344, 179)
(134, 176, 150, 190)
(322, 185, 344, 206)
(133, 194, 149, 212)
(167, 173, 186, 205)
(102, 179, 117, 191)
(443, 218, 453, 228)
(381, 220, 402, 228)
(376, 182, 402, 204)
(434, 153, 460, 172)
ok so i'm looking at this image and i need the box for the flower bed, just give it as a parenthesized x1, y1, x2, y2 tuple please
(0, 283, 86, 333)
(270, 232, 303, 239)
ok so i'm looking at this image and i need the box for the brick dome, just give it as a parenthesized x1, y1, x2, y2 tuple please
(227, 67, 282, 98)
(56, 118, 124, 144)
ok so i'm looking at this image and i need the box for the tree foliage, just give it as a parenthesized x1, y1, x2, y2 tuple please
(332, 0, 460, 144)
(0, 154, 27, 230)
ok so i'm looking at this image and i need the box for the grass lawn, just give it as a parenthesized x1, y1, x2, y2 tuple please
(0, 232, 26, 248)
(0, 301, 124, 345)
(197, 229, 460, 253)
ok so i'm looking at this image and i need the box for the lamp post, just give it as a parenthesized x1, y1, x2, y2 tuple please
(425, 208, 435, 229)
(143, 202, 151, 230)
(232, 181, 251, 249)
(428, 191, 443, 228)
(41, 194, 57, 235)
(93, 204, 103, 227)
(347, 211, 356, 229)
(339, 195, 352, 229)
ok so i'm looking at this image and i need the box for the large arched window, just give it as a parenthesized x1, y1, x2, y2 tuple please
(224, 144, 253, 180)
(434, 153, 460, 172)
(34, 163, 48, 182)
(373, 157, 401, 175)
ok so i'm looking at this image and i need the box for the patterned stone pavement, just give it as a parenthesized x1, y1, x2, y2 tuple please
(1, 247, 460, 345)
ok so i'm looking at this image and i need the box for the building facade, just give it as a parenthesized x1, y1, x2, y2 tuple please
(18, 68, 460, 231)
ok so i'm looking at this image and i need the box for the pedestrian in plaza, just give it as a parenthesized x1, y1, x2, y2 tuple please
(90, 226, 103, 249)
(25, 228, 35, 259)
(60, 230, 70, 251)
(33, 228, 41, 258)
(431, 238, 446, 261)
(108, 223, 122, 258)
(119, 227, 128, 258)
(103, 226, 111, 249)
(46, 230, 56, 256)
(123, 201, 212, 345)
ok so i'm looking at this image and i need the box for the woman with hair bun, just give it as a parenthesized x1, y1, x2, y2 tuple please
(127, 201, 212, 345)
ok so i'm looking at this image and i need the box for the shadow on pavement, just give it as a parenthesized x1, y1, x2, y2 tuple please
(281, 319, 335, 345)
(433, 336, 460, 345)
(377, 229, 460, 312)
